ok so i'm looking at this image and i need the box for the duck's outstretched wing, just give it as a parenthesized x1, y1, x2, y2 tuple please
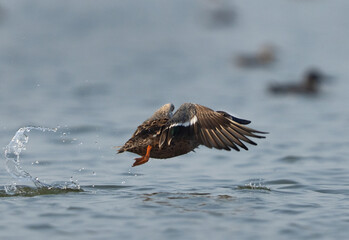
(159, 103, 267, 151)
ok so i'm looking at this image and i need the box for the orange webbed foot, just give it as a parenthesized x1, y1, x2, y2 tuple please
(132, 145, 152, 167)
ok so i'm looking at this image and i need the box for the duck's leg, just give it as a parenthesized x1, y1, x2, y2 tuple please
(133, 145, 152, 167)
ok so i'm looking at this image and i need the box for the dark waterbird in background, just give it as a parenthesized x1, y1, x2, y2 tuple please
(268, 69, 331, 95)
(118, 103, 267, 167)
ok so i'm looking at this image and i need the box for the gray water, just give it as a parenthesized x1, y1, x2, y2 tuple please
(0, 0, 349, 239)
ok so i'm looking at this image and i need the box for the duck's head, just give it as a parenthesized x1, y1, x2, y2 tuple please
(304, 68, 334, 92)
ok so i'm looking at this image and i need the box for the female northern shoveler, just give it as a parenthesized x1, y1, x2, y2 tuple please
(118, 103, 267, 167)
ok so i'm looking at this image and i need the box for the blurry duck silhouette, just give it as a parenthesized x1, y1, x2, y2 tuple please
(235, 45, 276, 68)
(118, 103, 267, 167)
(268, 69, 330, 95)
(201, 0, 236, 28)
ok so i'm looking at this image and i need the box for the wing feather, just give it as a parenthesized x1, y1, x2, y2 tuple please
(194, 104, 265, 151)
(158, 103, 267, 152)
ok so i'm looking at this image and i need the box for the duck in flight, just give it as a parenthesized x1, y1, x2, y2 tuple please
(118, 103, 267, 167)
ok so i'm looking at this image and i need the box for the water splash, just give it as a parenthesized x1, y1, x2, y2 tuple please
(237, 179, 271, 191)
(3, 126, 81, 196)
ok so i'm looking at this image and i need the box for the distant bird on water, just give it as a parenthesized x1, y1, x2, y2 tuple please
(235, 45, 276, 68)
(118, 103, 267, 167)
(205, 0, 236, 28)
(268, 69, 330, 95)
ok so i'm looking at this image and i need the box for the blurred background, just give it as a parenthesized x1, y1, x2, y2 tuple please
(0, 0, 348, 240)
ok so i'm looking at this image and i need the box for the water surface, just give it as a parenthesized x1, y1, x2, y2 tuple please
(0, 1, 349, 239)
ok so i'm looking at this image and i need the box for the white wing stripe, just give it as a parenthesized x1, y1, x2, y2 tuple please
(169, 116, 198, 128)
(190, 116, 198, 125)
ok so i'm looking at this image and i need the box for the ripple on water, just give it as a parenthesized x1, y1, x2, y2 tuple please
(26, 223, 55, 230)
(85, 184, 131, 190)
(265, 179, 299, 185)
(0, 185, 82, 198)
(264, 179, 306, 192)
(271, 209, 303, 215)
(278, 155, 304, 163)
(140, 191, 237, 216)
(312, 188, 349, 196)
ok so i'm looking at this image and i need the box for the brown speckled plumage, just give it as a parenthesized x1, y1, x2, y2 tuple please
(118, 103, 267, 166)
